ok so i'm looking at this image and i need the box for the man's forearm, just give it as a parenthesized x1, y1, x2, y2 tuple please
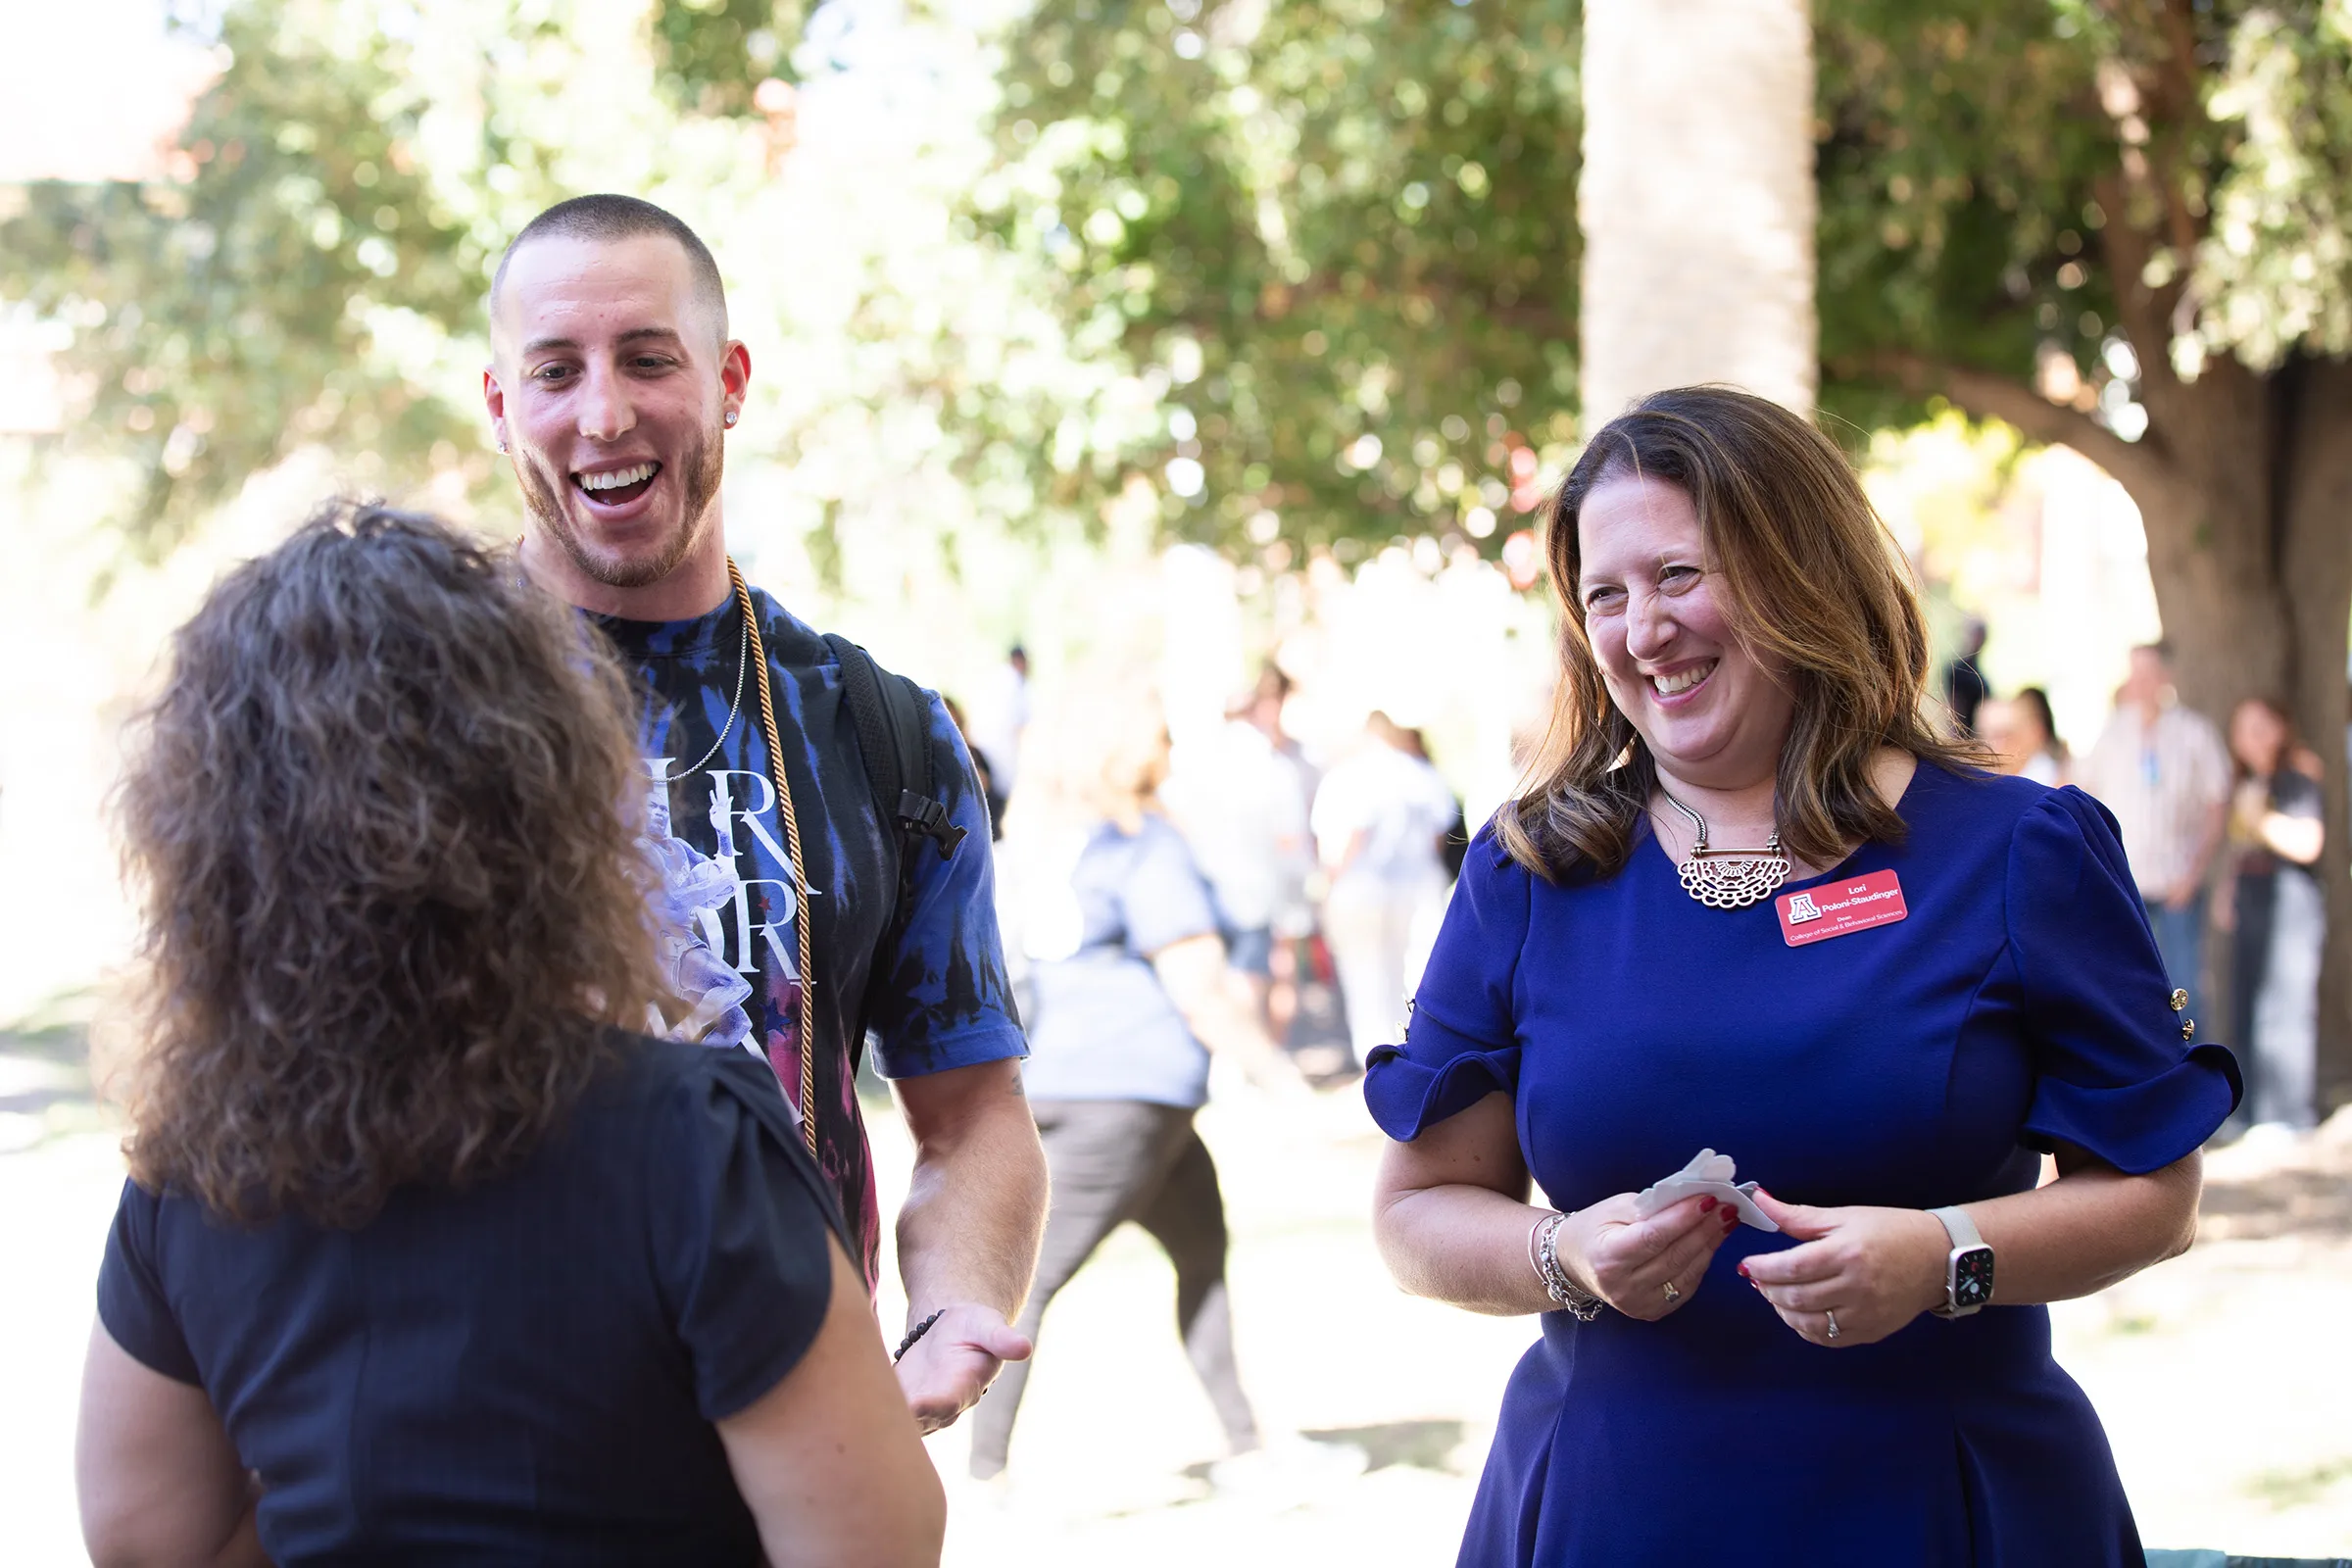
(894, 1060, 1048, 1322)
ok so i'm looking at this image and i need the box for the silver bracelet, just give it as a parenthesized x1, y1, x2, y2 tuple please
(1529, 1211, 1604, 1321)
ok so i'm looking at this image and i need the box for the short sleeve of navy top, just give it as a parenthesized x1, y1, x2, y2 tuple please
(95, 1038, 842, 1567)
(1022, 814, 1224, 1108)
(1361, 765, 2242, 1567)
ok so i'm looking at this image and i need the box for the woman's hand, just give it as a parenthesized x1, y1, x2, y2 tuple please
(1557, 1193, 1742, 1321)
(1740, 1192, 1948, 1347)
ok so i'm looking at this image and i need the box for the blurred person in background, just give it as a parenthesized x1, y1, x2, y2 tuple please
(971, 644, 1032, 800)
(484, 193, 1044, 1435)
(1367, 388, 2235, 1565)
(976, 681, 1324, 1489)
(1160, 688, 1316, 1035)
(1240, 662, 1325, 1053)
(943, 694, 1007, 838)
(1312, 711, 1459, 1068)
(2078, 642, 2230, 1034)
(77, 507, 942, 1568)
(1977, 686, 2067, 786)
(2217, 696, 2326, 1135)
(1940, 615, 1990, 737)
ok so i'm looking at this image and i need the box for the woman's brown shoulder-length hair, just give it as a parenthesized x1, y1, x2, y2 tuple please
(1497, 385, 1976, 883)
(115, 502, 665, 1228)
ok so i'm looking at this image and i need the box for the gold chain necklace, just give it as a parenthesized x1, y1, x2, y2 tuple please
(1661, 789, 1788, 910)
(729, 559, 820, 1157)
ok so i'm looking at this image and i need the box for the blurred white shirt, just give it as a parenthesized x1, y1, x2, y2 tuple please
(2078, 702, 2230, 896)
(1311, 743, 1456, 890)
(1162, 719, 1313, 933)
(969, 660, 1030, 794)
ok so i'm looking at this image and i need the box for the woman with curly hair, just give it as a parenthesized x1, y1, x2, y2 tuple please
(75, 505, 942, 1567)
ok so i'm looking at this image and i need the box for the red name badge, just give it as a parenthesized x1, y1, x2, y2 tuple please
(1776, 869, 1908, 947)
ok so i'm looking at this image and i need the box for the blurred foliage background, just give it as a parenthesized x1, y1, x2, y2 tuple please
(10, 2, 2352, 595)
(14, 0, 2352, 765)
(20, 0, 2348, 1091)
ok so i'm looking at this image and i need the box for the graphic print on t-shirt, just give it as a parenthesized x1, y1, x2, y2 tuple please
(639, 765, 758, 1059)
(642, 755, 808, 1096)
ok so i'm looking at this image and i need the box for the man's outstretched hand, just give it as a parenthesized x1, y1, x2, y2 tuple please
(893, 1301, 1032, 1435)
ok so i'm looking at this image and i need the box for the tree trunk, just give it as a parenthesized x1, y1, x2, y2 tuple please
(2018, 186, 2352, 1117)
(2104, 360, 2352, 1119)
(1891, 342, 2352, 1115)
(1580, 0, 1817, 419)
(2278, 360, 2352, 1117)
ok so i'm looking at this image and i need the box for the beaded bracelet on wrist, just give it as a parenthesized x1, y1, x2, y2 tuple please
(894, 1309, 947, 1363)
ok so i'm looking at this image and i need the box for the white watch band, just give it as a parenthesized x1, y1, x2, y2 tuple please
(1929, 1205, 1982, 1250)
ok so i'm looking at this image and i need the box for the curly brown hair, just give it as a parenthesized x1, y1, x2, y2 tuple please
(115, 502, 665, 1228)
(1499, 386, 1977, 882)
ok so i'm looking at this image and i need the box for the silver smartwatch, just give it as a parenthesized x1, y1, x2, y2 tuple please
(1928, 1205, 1995, 1318)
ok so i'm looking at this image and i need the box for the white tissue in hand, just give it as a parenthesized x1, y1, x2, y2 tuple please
(1632, 1148, 1780, 1232)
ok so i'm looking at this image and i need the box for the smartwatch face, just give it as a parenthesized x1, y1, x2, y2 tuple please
(1951, 1246, 1995, 1309)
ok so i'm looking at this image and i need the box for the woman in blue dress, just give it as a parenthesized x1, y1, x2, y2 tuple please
(1367, 387, 2239, 1567)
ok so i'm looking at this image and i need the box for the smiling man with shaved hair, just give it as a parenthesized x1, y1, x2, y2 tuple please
(484, 193, 1047, 1438)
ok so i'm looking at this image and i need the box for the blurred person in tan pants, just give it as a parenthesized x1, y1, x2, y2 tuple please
(981, 683, 1317, 1487)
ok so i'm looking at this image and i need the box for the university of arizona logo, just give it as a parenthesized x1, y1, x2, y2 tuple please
(1786, 892, 1824, 924)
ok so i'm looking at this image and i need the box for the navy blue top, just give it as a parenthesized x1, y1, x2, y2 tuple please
(599, 587, 1026, 1280)
(96, 1038, 840, 1566)
(1365, 765, 2239, 1568)
(1021, 814, 1223, 1107)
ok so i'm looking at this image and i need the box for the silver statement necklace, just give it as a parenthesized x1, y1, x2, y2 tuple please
(1661, 790, 1789, 910)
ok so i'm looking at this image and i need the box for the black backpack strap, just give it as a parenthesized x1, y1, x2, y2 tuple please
(824, 634, 967, 946)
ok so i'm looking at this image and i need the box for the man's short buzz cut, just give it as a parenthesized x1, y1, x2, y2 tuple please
(491, 194, 728, 340)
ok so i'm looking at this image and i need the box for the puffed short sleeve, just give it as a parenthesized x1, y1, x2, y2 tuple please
(2006, 788, 2241, 1172)
(1363, 823, 1530, 1140)
(649, 1051, 847, 1422)
(95, 1179, 200, 1385)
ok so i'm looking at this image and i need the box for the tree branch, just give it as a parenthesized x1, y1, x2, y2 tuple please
(1854, 351, 2179, 498)
(2090, 172, 2191, 415)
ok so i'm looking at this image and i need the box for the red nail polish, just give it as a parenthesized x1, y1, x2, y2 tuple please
(1737, 1262, 1750, 1278)
(1699, 1197, 1717, 1213)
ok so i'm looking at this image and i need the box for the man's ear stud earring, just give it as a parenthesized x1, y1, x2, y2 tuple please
(724, 411, 738, 427)
(496, 438, 508, 454)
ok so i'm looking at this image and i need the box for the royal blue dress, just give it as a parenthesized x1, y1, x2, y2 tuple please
(1364, 765, 2239, 1568)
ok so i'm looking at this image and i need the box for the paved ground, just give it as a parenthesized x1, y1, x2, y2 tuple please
(4, 1018, 2347, 1565)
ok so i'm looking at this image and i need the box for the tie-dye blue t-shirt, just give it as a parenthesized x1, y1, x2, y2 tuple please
(596, 586, 1025, 1282)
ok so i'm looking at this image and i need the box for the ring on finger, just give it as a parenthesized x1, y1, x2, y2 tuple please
(1661, 1280, 1681, 1303)
(1825, 1308, 1840, 1341)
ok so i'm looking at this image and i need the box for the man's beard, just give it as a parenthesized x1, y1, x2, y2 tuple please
(515, 424, 726, 592)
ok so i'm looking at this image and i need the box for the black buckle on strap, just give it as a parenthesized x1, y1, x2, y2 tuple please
(897, 790, 966, 858)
